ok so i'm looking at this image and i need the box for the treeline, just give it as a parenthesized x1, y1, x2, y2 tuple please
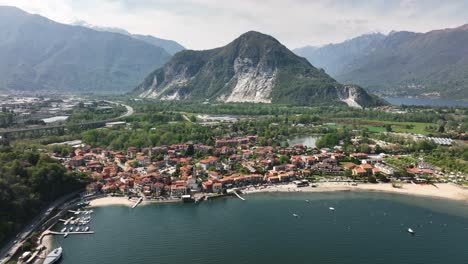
(82, 122, 220, 150)
(128, 100, 464, 124)
(66, 105, 126, 124)
(0, 112, 14, 128)
(0, 146, 89, 245)
(424, 146, 468, 173)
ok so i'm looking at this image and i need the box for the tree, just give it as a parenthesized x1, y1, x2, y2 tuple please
(367, 175, 377, 183)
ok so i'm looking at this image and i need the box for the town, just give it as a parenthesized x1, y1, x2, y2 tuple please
(52, 134, 466, 202)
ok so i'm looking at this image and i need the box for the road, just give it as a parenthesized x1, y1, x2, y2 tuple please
(103, 100, 134, 119)
(0, 191, 81, 264)
(0, 100, 134, 136)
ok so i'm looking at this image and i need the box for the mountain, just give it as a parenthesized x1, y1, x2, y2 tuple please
(135, 31, 383, 107)
(0, 6, 171, 94)
(295, 25, 468, 100)
(294, 33, 385, 76)
(72, 21, 185, 55)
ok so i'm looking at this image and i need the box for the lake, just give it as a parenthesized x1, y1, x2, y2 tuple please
(51, 192, 468, 264)
(287, 135, 319, 148)
(384, 97, 468, 107)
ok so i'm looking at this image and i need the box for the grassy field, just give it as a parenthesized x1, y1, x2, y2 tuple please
(332, 118, 432, 135)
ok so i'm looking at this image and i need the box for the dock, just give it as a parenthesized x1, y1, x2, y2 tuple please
(48, 231, 94, 235)
(132, 197, 143, 208)
(58, 217, 74, 225)
(233, 192, 246, 201)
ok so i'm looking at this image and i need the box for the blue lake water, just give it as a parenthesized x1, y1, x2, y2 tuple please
(384, 97, 468, 107)
(52, 192, 468, 264)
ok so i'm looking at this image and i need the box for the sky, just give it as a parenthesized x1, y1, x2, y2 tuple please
(1, 0, 468, 50)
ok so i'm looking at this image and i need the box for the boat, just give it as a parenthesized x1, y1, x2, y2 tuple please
(292, 213, 299, 217)
(43, 247, 62, 264)
(68, 227, 73, 232)
(305, 199, 310, 203)
(85, 226, 89, 232)
(63, 233, 68, 238)
(61, 227, 67, 233)
(329, 207, 335, 211)
(75, 227, 80, 232)
(408, 228, 415, 235)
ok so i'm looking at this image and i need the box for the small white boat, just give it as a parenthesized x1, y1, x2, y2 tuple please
(85, 226, 90, 232)
(408, 228, 415, 234)
(68, 227, 73, 232)
(61, 227, 67, 233)
(292, 213, 299, 217)
(63, 233, 68, 238)
(329, 207, 335, 211)
(75, 227, 80, 232)
(305, 200, 310, 203)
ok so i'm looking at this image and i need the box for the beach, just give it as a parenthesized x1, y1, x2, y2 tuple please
(242, 182, 468, 202)
(88, 196, 181, 207)
(85, 183, 468, 209)
(88, 196, 136, 207)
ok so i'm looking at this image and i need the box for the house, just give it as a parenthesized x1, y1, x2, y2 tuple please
(170, 185, 187, 197)
(199, 156, 219, 170)
(350, 153, 368, 160)
(127, 147, 137, 159)
(69, 156, 85, 167)
(213, 182, 223, 193)
(151, 182, 165, 196)
(202, 181, 213, 192)
(352, 167, 367, 176)
(136, 154, 151, 166)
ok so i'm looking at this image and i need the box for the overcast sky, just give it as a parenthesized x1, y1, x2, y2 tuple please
(1, 0, 468, 50)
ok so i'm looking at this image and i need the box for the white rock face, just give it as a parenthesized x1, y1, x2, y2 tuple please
(139, 76, 158, 97)
(337, 85, 363, 108)
(224, 57, 276, 103)
(140, 66, 190, 98)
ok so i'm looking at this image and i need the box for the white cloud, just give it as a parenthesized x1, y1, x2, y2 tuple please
(0, 0, 467, 49)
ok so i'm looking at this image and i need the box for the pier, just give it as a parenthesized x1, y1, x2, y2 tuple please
(47, 231, 95, 236)
(132, 197, 143, 208)
(59, 217, 74, 225)
(233, 192, 246, 201)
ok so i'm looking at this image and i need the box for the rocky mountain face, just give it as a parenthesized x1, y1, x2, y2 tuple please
(135, 31, 383, 107)
(295, 25, 468, 100)
(0, 6, 171, 94)
(72, 21, 185, 55)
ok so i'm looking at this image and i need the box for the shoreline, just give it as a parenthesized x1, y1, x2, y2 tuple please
(87, 183, 468, 209)
(242, 183, 468, 202)
(88, 196, 180, 208)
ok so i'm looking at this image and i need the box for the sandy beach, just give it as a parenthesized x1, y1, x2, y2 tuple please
(88, 196, 136, 207)
(88, 196, 181, 207)
(242, 182, 468, 202)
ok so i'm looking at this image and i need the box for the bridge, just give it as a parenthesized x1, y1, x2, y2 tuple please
(0, 101, 133, 140)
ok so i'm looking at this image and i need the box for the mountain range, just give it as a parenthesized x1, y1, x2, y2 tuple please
(294, 25, 468, 100)
(0, 6, 175, 94)
(71, 20, 185, 55)
(135, 31, 383, 107)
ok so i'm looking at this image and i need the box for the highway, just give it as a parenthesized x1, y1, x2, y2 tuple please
(0, 100, 134, 136)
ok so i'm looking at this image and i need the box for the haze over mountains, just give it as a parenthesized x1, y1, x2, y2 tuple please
(71, 20, 185, 55)
(294, 25, 468, 100)
(135, 31, 382, 107)
(0, 5, 466, 103)
(0, 6, 173, 94)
